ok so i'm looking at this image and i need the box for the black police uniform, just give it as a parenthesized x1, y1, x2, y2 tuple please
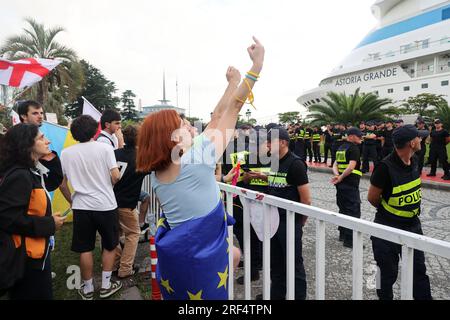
(370, 152, 432, 300)
(335, 141, 362, 246)
(428, 128, 450, 177)
(331, 128, 343, 166)
(381, 128, 395, 158)
(415, 126, 429, 175)
(237, 145, 271, 280)
(303, 128, 313, 162)
(293, 127, 305, 160)
(312, 131, 322, 163)
(362, 129, 379, 173)
(267, 151, 308, 300)
(323, 129, 333, 164)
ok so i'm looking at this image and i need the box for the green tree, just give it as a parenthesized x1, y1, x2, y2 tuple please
(120, 90, 138, 121)
(278, 111, 301, 125)
(65, 60, 120, 119)
(0, 18, 79, 109)
(402, 93, 448, 116)
(307, 88, 397, 126)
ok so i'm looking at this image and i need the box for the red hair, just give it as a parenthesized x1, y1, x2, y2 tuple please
(137, 110, 181, 172)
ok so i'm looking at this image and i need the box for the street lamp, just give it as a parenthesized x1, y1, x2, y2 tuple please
(245, 109, 251, 122)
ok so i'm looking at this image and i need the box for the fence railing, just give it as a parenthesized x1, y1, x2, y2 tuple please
(142, 178, 450, 300)
(218, 183, 450, 300)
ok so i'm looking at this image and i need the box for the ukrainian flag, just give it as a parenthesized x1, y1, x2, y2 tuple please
(40, 121, 77, 221)
(155, 201, 235, 300)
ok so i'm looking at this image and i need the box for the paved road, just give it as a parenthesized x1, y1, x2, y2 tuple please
(233, 171, 450, 300)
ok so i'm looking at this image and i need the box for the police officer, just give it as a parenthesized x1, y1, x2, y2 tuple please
(235, 129, 272, 284)
(293, 123, 305, 160)
(331, 123, 343, 167)
(368, 125, 432, 300)
(381, 120, 395, 158)
(362, 121, 378, 173)
(375, 121, 385, 161)
(303, 125, 313, 163)
(312, 126, 322, 163)
(415, 119, 429, 176)
(331, 127, 363, 248)
(323, 124, 333, 166)
(266, 127, 311, 300)
(427, 119, 450, 180)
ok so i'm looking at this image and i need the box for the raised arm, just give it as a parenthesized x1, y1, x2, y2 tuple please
(204, 37, 265, 160)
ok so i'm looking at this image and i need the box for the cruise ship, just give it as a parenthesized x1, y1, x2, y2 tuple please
(298, 0, 450, 110)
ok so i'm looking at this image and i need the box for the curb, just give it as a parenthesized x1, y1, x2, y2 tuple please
(308, 166, 450, 192)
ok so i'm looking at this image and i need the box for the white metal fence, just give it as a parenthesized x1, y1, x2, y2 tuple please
(143, 178, 450, 300)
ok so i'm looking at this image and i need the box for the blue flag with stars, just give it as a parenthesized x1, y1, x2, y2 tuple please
(155, 201, 235, 300)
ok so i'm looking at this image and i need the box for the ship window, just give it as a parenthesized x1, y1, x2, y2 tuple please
(316, 99, 321, 103)
(388, 89, 394, 93)
(442, 80, 449, 86)
(443, 8, 450, 20)
(404, 86, 410, 91)
(374, 91, 379, 96)
(421, 39, 429, 49)
(422, 83, 428, 89)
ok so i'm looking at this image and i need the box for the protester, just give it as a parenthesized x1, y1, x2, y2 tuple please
(136, 38, 264, 300)
(60, 115, 122, 300)
(97, 109, 124, 150)
(0, 124, 65, 299)
(113, 125, 148, 278)
(17, 100, 63, 192)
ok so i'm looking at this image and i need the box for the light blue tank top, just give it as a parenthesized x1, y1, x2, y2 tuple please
(150, 135, 221, 229)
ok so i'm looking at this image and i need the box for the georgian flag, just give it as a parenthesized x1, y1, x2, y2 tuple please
(0, 58, 61, 88)
(11, 109, 21, 126)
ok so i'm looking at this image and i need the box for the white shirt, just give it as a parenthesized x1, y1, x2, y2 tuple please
(61, 141, 118, 211)
(96, 130, 119, 149)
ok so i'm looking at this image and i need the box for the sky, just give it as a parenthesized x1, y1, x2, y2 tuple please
(1, 0, 377, 123)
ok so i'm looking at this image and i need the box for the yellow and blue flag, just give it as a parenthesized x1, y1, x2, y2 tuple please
(155, 201, 235, 300)
(40, 121, 77, 221)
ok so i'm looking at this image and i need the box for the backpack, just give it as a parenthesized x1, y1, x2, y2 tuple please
(0, 167, 26, 292)
(96, 133, 115, 147)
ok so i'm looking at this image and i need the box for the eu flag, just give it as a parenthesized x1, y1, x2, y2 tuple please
(155, 201, 235, 300)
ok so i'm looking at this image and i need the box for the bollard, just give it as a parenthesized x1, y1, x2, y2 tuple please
(149, 236, 161, 300)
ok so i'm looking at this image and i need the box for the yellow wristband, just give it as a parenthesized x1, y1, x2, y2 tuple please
(247, 71, 260, 78)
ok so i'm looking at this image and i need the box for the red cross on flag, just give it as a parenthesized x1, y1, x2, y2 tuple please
(0, 58, 61, 88)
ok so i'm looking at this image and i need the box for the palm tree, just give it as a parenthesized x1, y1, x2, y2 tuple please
(0, 18, 80, 108)
(307, 88, 398, 126)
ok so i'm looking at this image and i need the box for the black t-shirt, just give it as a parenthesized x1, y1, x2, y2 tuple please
(324, 130, 332, 144)
(370, 152, 420, 228)
(382, 129, 394, 148)
(340, 142, 361, 188)
(430, 129, 449, 147)
(284, 153, 309, 187)
(114, 147, 148, 209)
(331, 128, 342, 143)
(363, 130, 377, 145)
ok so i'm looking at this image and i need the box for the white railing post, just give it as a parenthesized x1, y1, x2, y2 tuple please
(401, 246, 414, 300)
(226, 192, 234, 300)
(352, 231, 364, 300)
(315, 220, 326, 300)
(242, 198, 252, 300)
(286, 210, 296, 300)
(262, 203, 271, 300)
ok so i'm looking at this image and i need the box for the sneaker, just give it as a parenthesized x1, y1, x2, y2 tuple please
(140, 223, 149, 235)
(237, 272, 260, 285)
(118, 265, 140, 279)
(442, 175, 450, 180)
(78, 284, 94, 301)
(99, 280, 123, 299)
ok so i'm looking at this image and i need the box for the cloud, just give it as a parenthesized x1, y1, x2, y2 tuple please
(1, 0, 376, 122)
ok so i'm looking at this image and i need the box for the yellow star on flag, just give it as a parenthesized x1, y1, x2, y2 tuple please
(160, 278, 175, 294)
(187, 290, 203, 300)
(217, 266, 229, 290)
(157, 217, 167, 229)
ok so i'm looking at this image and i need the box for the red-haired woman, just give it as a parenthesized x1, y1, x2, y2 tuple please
(137, 38, 264, 300)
